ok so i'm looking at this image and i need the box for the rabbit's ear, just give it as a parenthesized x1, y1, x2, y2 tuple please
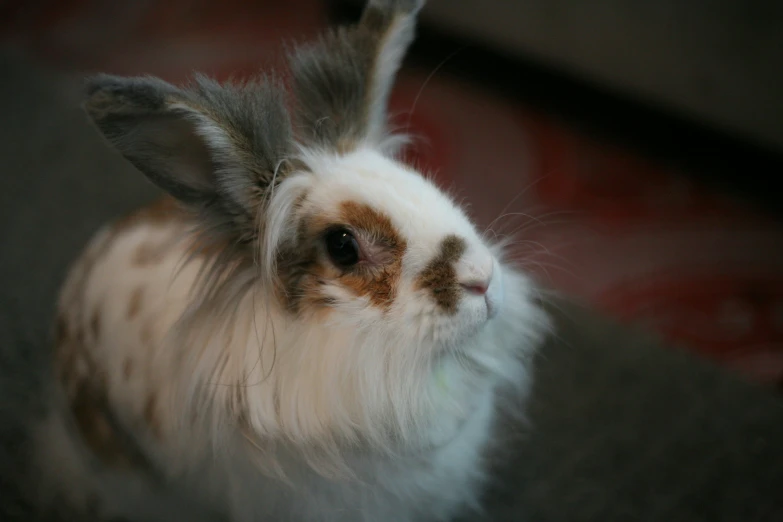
(290, 0, 424, 151)
(84, 73, 293, 241)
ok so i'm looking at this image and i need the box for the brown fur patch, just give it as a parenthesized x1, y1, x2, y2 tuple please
(275, 201, 320, 312)
(340, 270, 396, 308)
(52, 197, 187, 472)
(140, 323, 154, 345)
(127, 287, 144, 319)
(417, 235, 467, 314)
(132, 242, 166, 266)
(71, 385, 134, 469)
(276, 248, 325, 313)
(112, 196, 185, 234)
(336, 202, 406, 309)
(123, 359, 134, 379)
(339, 201, 403, 247)
(89, 309, 101, 340)
(56, 317, 142, 469)
(70, 323, 84, 345)
(144, 395, 162, 439)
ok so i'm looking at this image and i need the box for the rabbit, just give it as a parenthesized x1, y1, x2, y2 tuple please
(31, 0, 550, 520)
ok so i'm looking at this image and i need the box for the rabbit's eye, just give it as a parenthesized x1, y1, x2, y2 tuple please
(325, 228, 360, 267)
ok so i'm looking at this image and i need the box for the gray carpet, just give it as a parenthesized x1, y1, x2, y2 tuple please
(1, 50, 782, 522)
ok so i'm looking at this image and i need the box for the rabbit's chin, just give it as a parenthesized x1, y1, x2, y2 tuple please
(212, 265, 547, 464)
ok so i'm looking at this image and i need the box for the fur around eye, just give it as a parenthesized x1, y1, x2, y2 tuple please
(324, 227, 361, 267)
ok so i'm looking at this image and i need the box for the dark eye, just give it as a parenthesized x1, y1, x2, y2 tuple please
(324, 228, 360, 267)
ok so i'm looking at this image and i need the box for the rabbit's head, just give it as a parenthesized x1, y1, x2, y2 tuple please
(84, 0, 545, 455)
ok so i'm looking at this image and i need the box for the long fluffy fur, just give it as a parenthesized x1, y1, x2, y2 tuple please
(33, 1, 552, 521)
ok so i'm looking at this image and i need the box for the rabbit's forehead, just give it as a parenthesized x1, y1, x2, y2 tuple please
(301, 149, 479, 259)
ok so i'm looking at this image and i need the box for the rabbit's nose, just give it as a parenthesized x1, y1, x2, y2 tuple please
(460, 280, 489, 295)
(458, 255, 494, 295)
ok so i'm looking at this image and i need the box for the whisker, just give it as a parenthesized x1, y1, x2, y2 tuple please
(489, 215, 577, 241)
(482, 173, 555, 235)
(404, 45, 468, 131)
(501, 210, 580, 234)
(509, 242, 581, 268)
(525, 259, 582, 286)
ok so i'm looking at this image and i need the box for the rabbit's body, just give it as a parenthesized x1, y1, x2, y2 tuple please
(34, 1, 548, 520)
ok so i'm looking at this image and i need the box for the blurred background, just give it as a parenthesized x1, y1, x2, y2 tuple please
(2, 0, 782, 388)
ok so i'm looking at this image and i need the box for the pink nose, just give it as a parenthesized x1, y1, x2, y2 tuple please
(460, 280, 489, 295)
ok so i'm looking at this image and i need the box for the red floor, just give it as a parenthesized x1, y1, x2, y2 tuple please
(4, 0, 783, 387)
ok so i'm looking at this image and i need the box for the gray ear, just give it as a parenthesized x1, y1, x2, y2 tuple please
(290, 0, 424, 150)
(84, 73, 293, 242)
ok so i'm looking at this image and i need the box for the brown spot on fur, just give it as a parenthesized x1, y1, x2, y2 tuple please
(276, 247, 324, 313)
(123, 359, 134, 379)
(55, 313, 129, 466)
(74, 325, 85, 345)
(140, 323, 153, 345)
(70, 375, 137, 469)
(52, 198, 183, 472)
(233, 383, 247, 416)
(337, 202, 406, 309)
(340, 270, 396, 308)
(144, 395, 162, 439)
(89, 309, 101, 340)
(132, 242, 165, 266)
(272, 387, 282, 423)
(339, 201, 403, 247)
(127, 288, 144, 319)
(112, 196, 185, 234)
(417, 235, 467, 314)
(59, 335, 150, 471)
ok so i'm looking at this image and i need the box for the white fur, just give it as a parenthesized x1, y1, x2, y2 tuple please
(37, 148, 550, 522)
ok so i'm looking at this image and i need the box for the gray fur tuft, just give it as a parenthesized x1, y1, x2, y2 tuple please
(289, 0, 423, 149)
(82, 0, 426, 259)
(84, 73, 294, 247)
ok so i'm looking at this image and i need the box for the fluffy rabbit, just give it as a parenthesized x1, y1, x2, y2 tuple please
(33, 0, 549, 520)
